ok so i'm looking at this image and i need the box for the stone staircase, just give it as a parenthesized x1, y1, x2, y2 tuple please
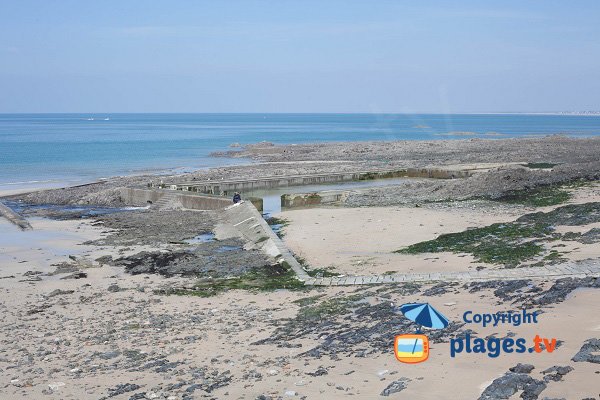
(150, 191, 182, 210)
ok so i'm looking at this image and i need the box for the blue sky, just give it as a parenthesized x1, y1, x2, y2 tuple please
(1, 1, 599, 113)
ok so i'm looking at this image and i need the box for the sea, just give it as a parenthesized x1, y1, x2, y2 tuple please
(1, 113, 599, 193)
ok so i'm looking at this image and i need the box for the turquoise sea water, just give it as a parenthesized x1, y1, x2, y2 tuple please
(1, 113, 599, 192)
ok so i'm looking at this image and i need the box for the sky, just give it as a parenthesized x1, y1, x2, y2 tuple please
(1, 1, 599, 113)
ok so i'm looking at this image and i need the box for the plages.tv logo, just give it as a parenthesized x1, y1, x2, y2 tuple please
(394, 302, 449, 364)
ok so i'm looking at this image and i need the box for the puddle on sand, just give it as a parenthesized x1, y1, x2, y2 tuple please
(184, 232, 215, 244)
(269, 224, 284, 236)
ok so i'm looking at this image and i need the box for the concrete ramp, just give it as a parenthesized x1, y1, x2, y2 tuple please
(0, 201, 32, 230)
(216, 201, 310, 281)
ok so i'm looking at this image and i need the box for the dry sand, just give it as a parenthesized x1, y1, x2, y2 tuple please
(277, 183, 600, 276)
(276, 203, 525, 275)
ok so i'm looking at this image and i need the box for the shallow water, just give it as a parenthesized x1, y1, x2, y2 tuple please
(0, 218, 95, 274)
(248, 177, 409, 215)
(184, 232, 216, 244)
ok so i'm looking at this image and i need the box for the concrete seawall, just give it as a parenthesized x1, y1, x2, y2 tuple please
(406, 168, 471, 179)
(0, 201, 32, 230)
(120, 188, 232, 210)
(173, 169, 409, 195)
(172, 168, 472, 196)
(282, 190, 348, 209)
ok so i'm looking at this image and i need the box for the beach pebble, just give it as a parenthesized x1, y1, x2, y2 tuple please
(48, 382, 65, 391)
(380, 378, 410, 396)
(509, 363, 535, 374)
(377, 369, 389, 377)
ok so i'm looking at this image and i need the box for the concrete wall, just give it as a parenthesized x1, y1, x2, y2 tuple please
(281, 191, 347, 209)
(176, 169, 408, 195)
(120, 188, 231, 210)
(120, 188, 164, 205)
(406, 168, 471, 179)
(0, 201, 32, 230)
(175, 168, 472, 195)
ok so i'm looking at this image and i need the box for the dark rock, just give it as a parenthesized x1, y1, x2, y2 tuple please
(422, 283, 452, 296)
(26, 304, 52, 315)
(47, 262, 79, 276)
(95, 255, 113, 265)
(478, 372, 546, 400)
(87, 210, 216, 246)
(60, 271, 87, 280)
(533, 277, 600, 306)
(572, 338, 600, 364)
(107, 283, 121, 292)
(467, 280, 530, 302)
(186, 384, 202, 393)
(380, 378, 410, 396)
(46, 289, 74, 298)
(306, 366, 328, 377)
(186, 366, 232, 393)
(541, 365, 573, 383)
(509, 363, 535, 374)
(105, 383, 141, 398)
(243, 370, 263, 381)
(111, 237, 270, 278)
(98, 351, 121, 360)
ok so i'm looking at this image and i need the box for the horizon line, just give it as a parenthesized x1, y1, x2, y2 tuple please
(1, 111, 600, 115)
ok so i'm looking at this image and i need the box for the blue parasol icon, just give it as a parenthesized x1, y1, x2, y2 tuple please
(399, 303, 449, 332)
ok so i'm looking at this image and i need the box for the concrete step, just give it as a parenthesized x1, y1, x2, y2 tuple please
(150, 191, 181, 210)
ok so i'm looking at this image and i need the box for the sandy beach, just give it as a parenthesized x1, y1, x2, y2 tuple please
(1, 137, 600, 399)
(1, 214, 598, 399)
(276, 203, 524, 275)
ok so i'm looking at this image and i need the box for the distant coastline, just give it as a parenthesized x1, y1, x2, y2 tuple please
(2, 113, 600, 193)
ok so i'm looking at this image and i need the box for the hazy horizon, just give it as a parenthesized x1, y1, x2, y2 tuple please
(2, 111, 600, 115)
(2, 1, 599, 113)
